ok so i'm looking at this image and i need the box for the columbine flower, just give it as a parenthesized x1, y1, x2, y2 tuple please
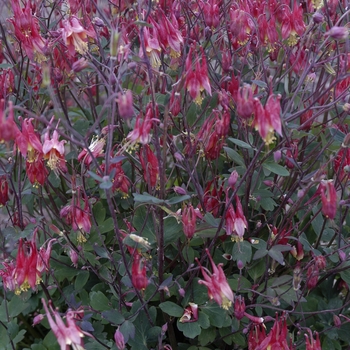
(139, 145, 159, 188)
(0, 100, 17, 143)
(116, 90, 134, 120)
(248, 324, 267, 350)
(37, 239, 56, 275)
(0, 261, 16, 292)
(16, 118, 48, 186)
(236, 84, 254, 119)
(319, 180, 337, 219)
(255, 313, 293, 350)
(305, 330, 321, 350)
(179, 303, 199, 323)
(0, 176, 9, 207)
(196, 249, 234, 310)
(126, 102, 159, 146)
(61, 16, 96, 56)
(225, 194, 248, 241)
(60, 191, 92, 238)
(132, 252, 148, 290)
(9, 0, 47, 62)
(43, 126, 67, 173)
(153, 9, 183, 57)
(185, 46, 212, 105)
(182, 204, 196, 239)
(14, 238, 39, 294)
(78, 136, 105, 167)
(253, 92, 282, 145)
(41, 298, 89, 350)
(141, 23, 162, 69)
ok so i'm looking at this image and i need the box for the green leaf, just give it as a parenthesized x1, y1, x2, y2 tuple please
(224, 147, 246, 167)
(93, 202, 106, 225)
(166, 195, 191, 205)
(90, 291, 110, 311)
(203, 213, 220, 227)
(262, 162, 289, 176)
(98, 217, 114, 234)
(93, 244, 110, 259)
(228, 137, 253, 149)
(253, 249, 268, 260)
(87, 171, 103, 182)
(133, 192, 165, 205)
(164, 217, 181, 245)
(268, 246, 286, 265)
(75, 271, 90, 291)
(248, 261, 266, 282)
(201, 303, 232, 328)
(198, 326, 216, 346)
(232, 241, 252, 265)
(177, 321, 201, 339)
(8, 296, 29, 317)
(159, 302, 184, 317)
(101, 310, 125, 325)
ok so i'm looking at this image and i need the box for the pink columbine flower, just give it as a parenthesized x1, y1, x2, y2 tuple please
(9, 0, 47, 62)
(182, 204, 196, 239)
(225, 193, 248, 241)
(185, 46, 212, 105)
(41, 298, 89, 350)
(132, 252, 148, 290)
(305, 330, 321, 350)
(196, 249, 234, 310)
(179, 303, 199, 323)
(139, 145, 159, 188)
(319, 180, 337, 219)
(14, 238, 39, 294)
(61, 16, 96, 56)
(43, 125, 67, 173)
(253, 92, 282, 145)
(116, 90, 134, 120)
(0, 100, 17, 143)
(126, 103, 160, 146)
(37, 239, 56, 274)
(0, 261, 16, 292)
(78, 137, 105, 167)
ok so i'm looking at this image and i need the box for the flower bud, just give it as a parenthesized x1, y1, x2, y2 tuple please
(174, 186, 187, 195)
(32, 314, 45, 326)
(228, 170, 239, 189)
(72, 58, 88, 73)
(114, 327, 125, 350)
(274, 150, 282, 163)
(116, 90, 134, 119)
(237, 260, 244, 270)
(334, 315, 341, 328)
(234, 296, 246, 320)
(339, 250, 347, 262)
(312, 12, 324, 23)
(325, 26, 349, 40)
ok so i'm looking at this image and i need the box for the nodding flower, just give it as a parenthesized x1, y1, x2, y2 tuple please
(196, 249, 234, 310)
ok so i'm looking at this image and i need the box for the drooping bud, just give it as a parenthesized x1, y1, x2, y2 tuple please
(114, 327, 125, 350)
(182, 204, 196, 239)
(325, 26, 349, 40)
(234, 296, 246, 320)
(117, 90, 134, 120)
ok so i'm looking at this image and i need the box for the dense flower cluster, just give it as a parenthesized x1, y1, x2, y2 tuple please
(0, 0, 349, 349)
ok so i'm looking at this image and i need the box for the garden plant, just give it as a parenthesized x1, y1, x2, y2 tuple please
(0, 0, 350, 349)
